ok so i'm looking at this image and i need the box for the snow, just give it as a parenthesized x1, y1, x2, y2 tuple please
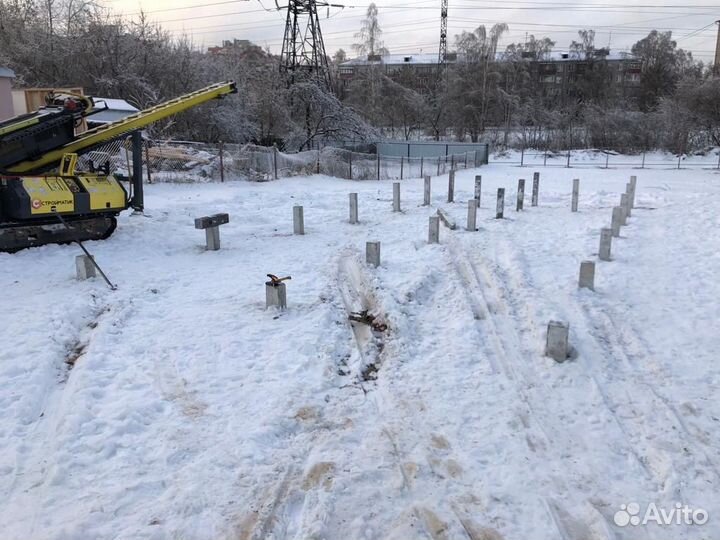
(1, 162, 719, 539)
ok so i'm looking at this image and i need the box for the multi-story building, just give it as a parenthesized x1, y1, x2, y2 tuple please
(339, 49, 642, 100)
(208, 39, 252, 55)
(338, 53, 457, 93)
(528, 50, 642, 100)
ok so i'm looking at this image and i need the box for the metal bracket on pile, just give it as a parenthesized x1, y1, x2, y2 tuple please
(348, 310, 388, 332)
(266, 274, 292, 286)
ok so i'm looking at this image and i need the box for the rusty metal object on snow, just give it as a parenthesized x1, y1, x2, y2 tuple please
(349, 310, 388, 332)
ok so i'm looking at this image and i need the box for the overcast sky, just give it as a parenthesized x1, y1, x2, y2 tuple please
(103, 0, 720, 63)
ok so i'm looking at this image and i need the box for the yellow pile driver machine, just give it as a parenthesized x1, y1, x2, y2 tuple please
(0, 81, 236, 251)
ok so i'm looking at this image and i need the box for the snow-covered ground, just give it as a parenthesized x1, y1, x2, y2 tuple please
(1, 162, 719, 540)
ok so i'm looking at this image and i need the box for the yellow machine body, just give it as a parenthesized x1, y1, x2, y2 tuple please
(9, 174, 127, 219)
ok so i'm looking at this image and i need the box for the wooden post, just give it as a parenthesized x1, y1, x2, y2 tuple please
(447, 170, 455, 203)
(393, 182, 401, 212)
(571, 178, 579, 212)
(629, 175, 637, 209)
(531, 172, 539, 206)
(474, 175, 481, 207)
(423, 175, 431, 206)
(496, 188, 505, 219)
(516, 179, 525, 211)
(218, 140, 225, 183)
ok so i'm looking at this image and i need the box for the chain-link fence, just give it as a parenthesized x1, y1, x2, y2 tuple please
(497, 147, 720, 170)
(87, 138, 486, 183)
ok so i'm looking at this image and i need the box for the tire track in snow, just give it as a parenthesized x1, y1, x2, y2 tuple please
(476, 245, 660, 484)
(6, 297, 131, 537)
(443, 233, 635, 539)
(488, 235, 719, 497)
(329, 248, 501, 538)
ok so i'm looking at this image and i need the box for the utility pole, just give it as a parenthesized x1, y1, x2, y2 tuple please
(279, 0, 333, 91)
(714, 20, 720, 77)
(438, 0, 448, 68)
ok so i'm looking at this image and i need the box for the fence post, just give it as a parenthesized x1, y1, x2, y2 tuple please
(423, 175, 431, 206)
(474, 175, 481, 207)
(218, 140, 225, 183)
(273, 145, 278, 180)
(447, 170, 455, 203)
(420, 156, 424, 178)
(531, 172, 539, 207)
(377, 153, 380, 180)
(516, 178, 525, 211)
(437, 156, 441, 176)
(475, 150, 479, 167)
(543, 149, 548, 167)
(520, 146, 525, 167)
(642, 152, 646, 169)
(451, 154, 455, 170)
(400, 156, 404, 180)
(317, 150, 321, 174)
(605, 152, 609, 169)
(349, 151, 353, 180)
(677, 154, 682, 169)
(144, 141, 153, 184)
(464, 152, 468, 168)
(566, 149, 570, 168)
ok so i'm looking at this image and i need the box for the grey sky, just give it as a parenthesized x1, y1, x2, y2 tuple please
(104, 0, 720, 63)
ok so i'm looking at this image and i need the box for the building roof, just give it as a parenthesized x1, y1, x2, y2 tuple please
(88, 97, 139, 124)
(342, 53, 445, 66)
(342, 50, 638, 67)
(0, 67, 16, 78)
(529, 51, 638, 62)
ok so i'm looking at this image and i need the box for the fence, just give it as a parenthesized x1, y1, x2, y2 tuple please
(499, 148, 720, 170)
(88, 139, 487, 183)
(377, 141, 490, 163)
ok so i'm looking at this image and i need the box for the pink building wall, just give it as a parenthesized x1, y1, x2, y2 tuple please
(0, 74, 15, 120)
